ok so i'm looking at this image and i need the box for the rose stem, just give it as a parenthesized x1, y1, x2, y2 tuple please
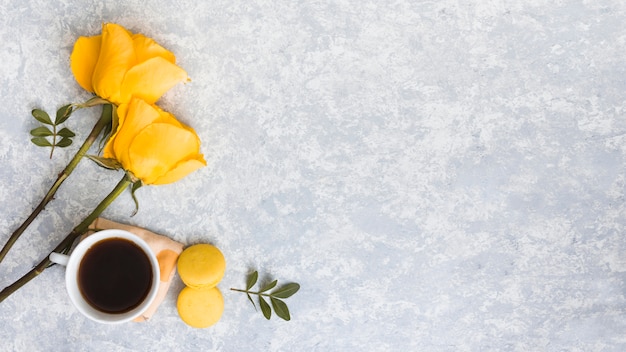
(0, 104, 112, 264)
(0, 173, 131, 303)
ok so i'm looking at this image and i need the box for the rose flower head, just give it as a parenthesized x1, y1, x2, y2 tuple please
(70, 23, 189, 106)
(103, 98, 206, 185)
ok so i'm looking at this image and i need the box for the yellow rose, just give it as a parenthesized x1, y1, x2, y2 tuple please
(70, 23, 189, 105)
(103, 98, 206, 185)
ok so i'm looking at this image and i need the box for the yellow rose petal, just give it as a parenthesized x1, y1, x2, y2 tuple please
(112, 99, 162, 168)
(153, 105, 186, 129)
(91, 23, 135, 104)
(70, 35, 101, 92)
(132, 34, 176, 64)
(120, 57, 189, 104)
(127, 123, 201, 184)
(152, 158, 206, 185)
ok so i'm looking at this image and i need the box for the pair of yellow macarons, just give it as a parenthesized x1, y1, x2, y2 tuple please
(176, 244, 226, 328)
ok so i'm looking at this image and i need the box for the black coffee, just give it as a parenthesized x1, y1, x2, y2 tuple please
(78, 238, 153, 314)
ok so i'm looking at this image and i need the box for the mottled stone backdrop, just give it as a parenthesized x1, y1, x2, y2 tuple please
(1, 0, 626, 351)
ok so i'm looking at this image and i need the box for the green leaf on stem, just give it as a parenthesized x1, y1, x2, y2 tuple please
(270, 297, 291, 321)
(231, 271, 299, 321)
(30, 126, 53, 137)
(97, 104, 114, 153)
(30, 105, 77, 158)
(56, 137, 73, 148)
(32, 109, 52, 125)
(77, 96, 110, 108)
(259, 279, 278, 293)
(55, 104, 73, 124)
(271, 283, 300, 299)
(57, 127, 75, 138)
(86, 155, 122, 170)
(246, 271, 258, 290)
(110, 104, 119, 135)
(130, 181, 143, 217)
(31, 137, 52, 147)
(259, 296, 271, 320)
(247, 293, 256, 310)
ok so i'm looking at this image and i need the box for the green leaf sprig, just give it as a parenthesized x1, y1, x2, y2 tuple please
(30, 104, 75, 158)
(231, 271, 300, 321)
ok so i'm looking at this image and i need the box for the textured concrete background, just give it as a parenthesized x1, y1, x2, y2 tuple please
(1, 0, 626, 351)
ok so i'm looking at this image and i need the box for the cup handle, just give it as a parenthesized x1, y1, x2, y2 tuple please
(49, 252, 70, 266)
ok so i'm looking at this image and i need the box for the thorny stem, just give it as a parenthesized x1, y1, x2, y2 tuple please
(0, 104, 113, 265)
(0, 174, 132, 303)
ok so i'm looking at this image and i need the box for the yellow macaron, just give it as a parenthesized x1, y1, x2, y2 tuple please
(177, 286, 224, 328)
(177, 244, 226, 289)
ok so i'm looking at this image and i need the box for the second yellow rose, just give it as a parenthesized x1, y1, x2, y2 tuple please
(103, 98, 206, 185)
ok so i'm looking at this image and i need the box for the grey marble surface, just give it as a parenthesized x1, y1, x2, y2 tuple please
(1, 0, 626, 351)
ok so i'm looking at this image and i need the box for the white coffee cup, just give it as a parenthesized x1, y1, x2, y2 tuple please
(49, 229, 160, 324)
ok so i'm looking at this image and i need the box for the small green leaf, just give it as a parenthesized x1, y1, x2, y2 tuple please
(99, 122, 112, 151)
(271, 283, 300, 299)
(130, 181, 143, 217)
(247, 293, 256, 310)
(270, 297, 291, 321)
(32, 109, 52, 125)
(86, 155, 122, 170)
(259, 280, 278, 293)
(57, 127, 75, 138)
(31, 137, 52, 147)
(30, 126, 53, 137)
(259, 296, 271, 320)
(56, 137, 73, 148)
(246, 271, 258, 291)
(77, 96, 110, 108)
(110, 104, 119, 137)
(97, 104, 115, 153)
(55, 104, 73, 124)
